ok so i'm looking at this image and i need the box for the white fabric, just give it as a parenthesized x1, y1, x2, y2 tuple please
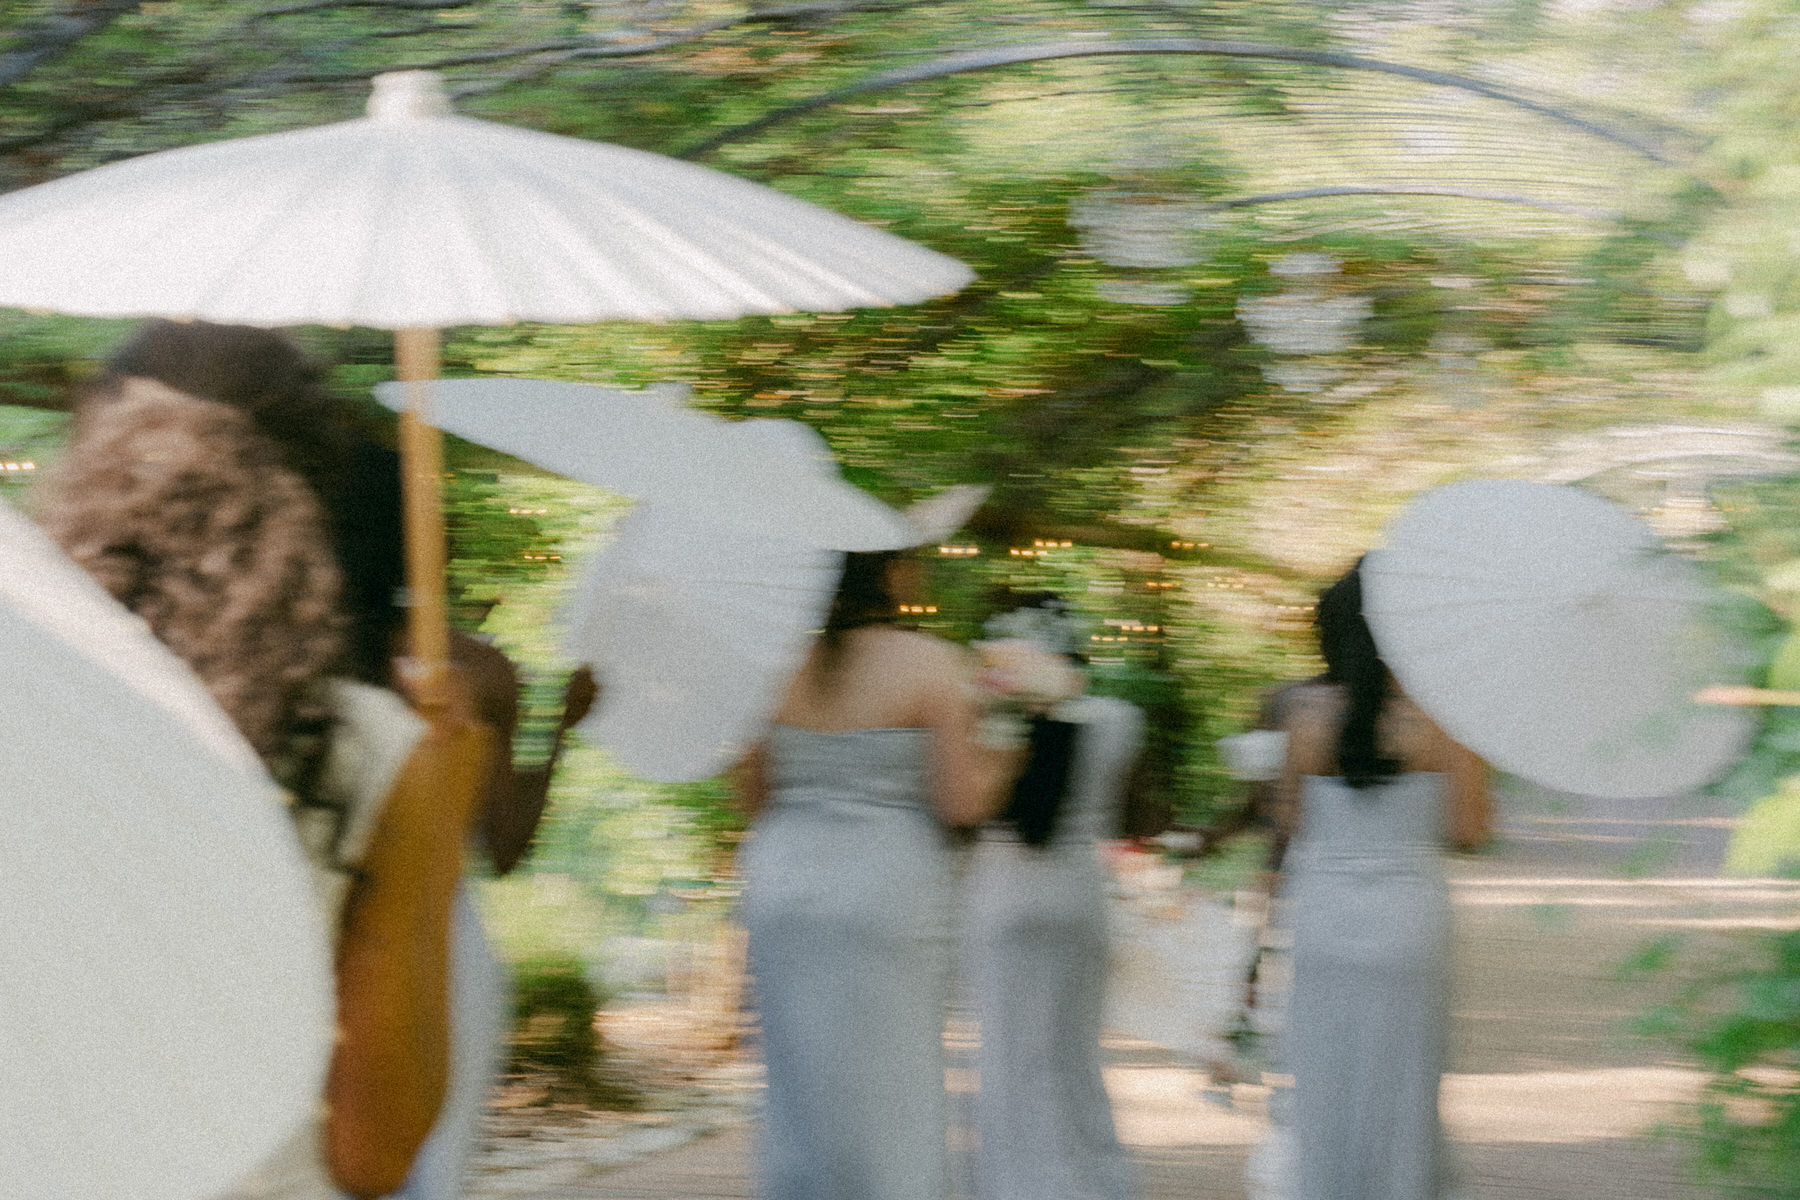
(370, 378, 917, 551)
(221, 679, 424, 1200)
(1218, 729, 1289, 782)
(563, 502, 842, 782)
(554, 472, 981, 782)
(0, 501, 333, 1200)
(0, 74, 972, 329)
(392, 889, 510, 1200)
(1364, 479, 1752, 799)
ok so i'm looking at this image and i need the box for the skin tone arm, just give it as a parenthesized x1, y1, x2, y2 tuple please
(325, 672, 494, 1199)
(922, 656, 1025, 829)
(731, 743, 770, 819)
(403, 632, 597, 875)
(1441, 736, 1492, 852)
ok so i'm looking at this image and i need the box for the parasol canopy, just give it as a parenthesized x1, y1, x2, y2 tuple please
(0, 68, 973, 679)
(0, 501, 332, 1200)
(371, 376, 916, 550)
(0, 71, 973, 328)
(1362, 479, 1752, 799)
(566, 484, 987, 783)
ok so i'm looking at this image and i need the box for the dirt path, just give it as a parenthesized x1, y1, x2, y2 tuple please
(471, 785, 1793, 1199)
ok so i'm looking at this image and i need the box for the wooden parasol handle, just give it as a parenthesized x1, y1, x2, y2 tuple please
(395, 327, 452, 709)
(1694, 684, 1800, 707)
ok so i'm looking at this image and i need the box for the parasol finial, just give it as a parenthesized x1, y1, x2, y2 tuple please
(367, 70, 452, 121)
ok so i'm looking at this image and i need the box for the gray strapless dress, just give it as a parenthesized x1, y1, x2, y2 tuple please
(739, 725, 955, 1200)
(1283, 772, 1452, 1200)
(964, 695, 1142, 1200)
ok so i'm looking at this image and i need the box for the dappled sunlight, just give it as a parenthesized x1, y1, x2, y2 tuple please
(1105, 1063, 1707, 1150)
(1105, 1065, 1267, 1148)
(1443, 1066, 1702, 1144)
(1104, 1064, 1707, 1150)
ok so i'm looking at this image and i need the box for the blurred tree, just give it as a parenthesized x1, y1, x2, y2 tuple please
(0, 0, 1746, 826)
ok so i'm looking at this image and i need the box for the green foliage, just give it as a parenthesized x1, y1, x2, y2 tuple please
(1654, 463, 1800, 1193)
(507, 952, 638, 1108)
(1660, 931, 1800, 1197)
(0, 403, 65, 504)
(11, 5, 1800, 1155)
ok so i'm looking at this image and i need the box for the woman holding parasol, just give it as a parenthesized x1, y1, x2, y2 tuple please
(1272, 558, 1488, 1200)
(34, 333, 494, 1199)
(63, 319, 597, 1199)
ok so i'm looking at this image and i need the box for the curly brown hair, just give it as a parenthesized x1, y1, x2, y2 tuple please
(93, 319, 403, 684)
(37, 378, 347, 797)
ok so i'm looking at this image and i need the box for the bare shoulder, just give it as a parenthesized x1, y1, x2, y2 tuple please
(1280, 683, 1344, 776)
(1384, 693, 1458, 771)
(1281, 683, 1345, 733)
(448, 633, 521, 730)
(855, 626, 968, 675)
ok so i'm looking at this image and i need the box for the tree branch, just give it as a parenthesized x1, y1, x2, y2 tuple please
(679, 37, 1692, 164)
(0, 0, 145, 90)
(1210, 185, 1617, 222)
(278, 40, 584, 83)
(258, 0, 940, 90)
(255, 0, 475, 17)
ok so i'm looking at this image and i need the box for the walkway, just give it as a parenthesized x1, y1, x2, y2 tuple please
(473, 782, 1796, 1199)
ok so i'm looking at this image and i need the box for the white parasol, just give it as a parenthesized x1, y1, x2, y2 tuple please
(0, 69, 973, 680)
(566, 484, 987, 782)
(1362, 479, 1752, 799)
(370, 376, 915, 549)
(0, 502, 331, 1200)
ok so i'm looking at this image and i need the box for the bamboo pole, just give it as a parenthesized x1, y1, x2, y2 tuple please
(395, 327, 451, 702)
(1694, 685, 1800, 707)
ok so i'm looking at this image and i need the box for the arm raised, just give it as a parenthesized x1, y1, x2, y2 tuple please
(325, 680, 493, 1198)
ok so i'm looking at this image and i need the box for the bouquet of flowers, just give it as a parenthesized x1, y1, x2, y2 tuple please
(969, 636, 1085, 749)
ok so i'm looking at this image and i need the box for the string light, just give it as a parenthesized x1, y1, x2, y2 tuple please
(0, 461, 35, 473)
(1168, 540, 1206, 550)
(897, 604, 938, 615)
(1101, 619, 1164, 636)
(937, 544, 979, 556)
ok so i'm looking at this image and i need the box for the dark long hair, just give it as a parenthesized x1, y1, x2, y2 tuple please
(41, 380, 347, 810)
(58, 320, 374, 829)
(1315, 557, 1400, 789)
(988, 591, 1084, 847)
(818, 549, 903, 681)
(97, 320, 404, 683)
(1001, 716, 1081, 847)
(101, 319, 353, 501)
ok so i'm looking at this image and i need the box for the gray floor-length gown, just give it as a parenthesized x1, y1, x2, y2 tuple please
(1284, 771, 1452, 1200)
(964, 695, 1143, 1200)
(740, 725, 956, 1200)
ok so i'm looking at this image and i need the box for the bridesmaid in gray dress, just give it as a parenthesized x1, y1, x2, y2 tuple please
(736, 550, 1020, 1200)
(1274, 560, 1488, 1200)
(964, 597, 1143, 1200)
